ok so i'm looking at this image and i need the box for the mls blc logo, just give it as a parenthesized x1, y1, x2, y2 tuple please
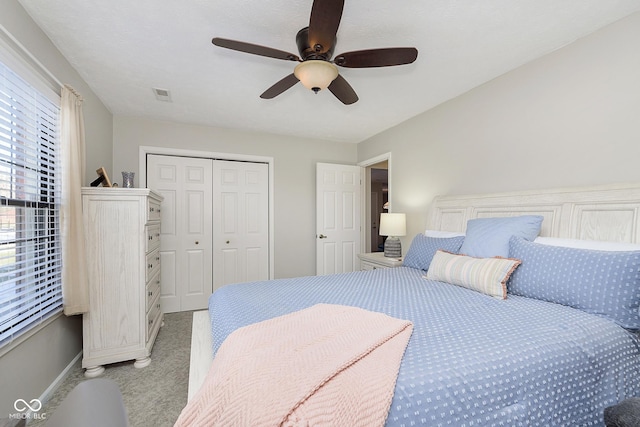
(14, 399, 42, 412)
(10, 398, 46, 420)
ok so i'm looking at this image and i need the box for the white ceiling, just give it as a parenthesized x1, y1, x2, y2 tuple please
(17, 0, 640, 143)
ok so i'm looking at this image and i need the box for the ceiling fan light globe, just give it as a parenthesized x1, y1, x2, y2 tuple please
(294, 60, 338, 92)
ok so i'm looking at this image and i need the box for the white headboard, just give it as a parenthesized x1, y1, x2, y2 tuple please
(426, 182, 640, 244)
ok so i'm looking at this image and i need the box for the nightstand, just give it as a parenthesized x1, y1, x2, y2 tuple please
(357, 252, 403, 270)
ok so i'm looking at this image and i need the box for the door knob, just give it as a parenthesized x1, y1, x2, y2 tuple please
(318, 234, 327, 239)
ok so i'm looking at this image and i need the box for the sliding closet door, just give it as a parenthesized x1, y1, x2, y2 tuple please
(147, 155, 213, 313)
(212, 161, 269, 290)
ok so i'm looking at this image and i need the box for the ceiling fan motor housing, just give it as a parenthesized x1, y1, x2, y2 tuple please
(296, 27, 334, 61)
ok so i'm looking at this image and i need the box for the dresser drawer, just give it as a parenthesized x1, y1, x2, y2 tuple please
(146, 294, 162, 341)
(145, 248, 161, 282)
(145, 224, 161, 253)
(361, 261, 378, 271)
(357, 253, 403, 270)
(147, 199, 161, 221)
(146, 270, 161, 312)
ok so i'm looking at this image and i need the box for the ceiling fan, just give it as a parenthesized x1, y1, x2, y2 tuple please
(211, 0, 418, 105)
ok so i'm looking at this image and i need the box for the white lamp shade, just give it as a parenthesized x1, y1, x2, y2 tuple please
(294, 60, 338, 91)
(379, 213, 406, 237)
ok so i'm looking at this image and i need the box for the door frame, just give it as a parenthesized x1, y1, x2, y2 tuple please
(139, 146, 275, 280)
(358, 152, 392, 256)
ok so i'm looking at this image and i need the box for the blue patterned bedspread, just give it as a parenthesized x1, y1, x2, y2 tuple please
(208, 266, 640, 426)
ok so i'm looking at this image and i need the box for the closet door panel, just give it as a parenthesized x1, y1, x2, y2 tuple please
(213, 161, 269, 289)
(147, 155, 213, 312)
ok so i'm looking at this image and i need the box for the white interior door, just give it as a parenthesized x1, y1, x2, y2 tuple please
(212, 160, 269, 289)
(316, 163, 362, 275)
(147, 155, 213, 313)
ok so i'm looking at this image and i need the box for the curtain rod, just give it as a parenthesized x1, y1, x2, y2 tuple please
(0, 23, 64, 91)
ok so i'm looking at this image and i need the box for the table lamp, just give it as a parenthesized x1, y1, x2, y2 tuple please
(379, 213, 406, 258)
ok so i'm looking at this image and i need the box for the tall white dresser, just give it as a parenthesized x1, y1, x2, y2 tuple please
(81, 187, 163, 378)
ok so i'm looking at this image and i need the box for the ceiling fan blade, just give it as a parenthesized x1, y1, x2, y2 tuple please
(334, 47, 418, 68)
(212, 38, 300, 62)
(260, 73, 300, 99)
(328, 74, 358, 105)
(308, 0, 344, 55)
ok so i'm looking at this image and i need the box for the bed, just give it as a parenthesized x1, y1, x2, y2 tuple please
(185, 183, 640, 426)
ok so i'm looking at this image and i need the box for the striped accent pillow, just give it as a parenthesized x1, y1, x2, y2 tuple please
(425, 250, 521, 299)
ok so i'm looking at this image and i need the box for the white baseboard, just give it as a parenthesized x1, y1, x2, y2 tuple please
(39, 351, 82, 406)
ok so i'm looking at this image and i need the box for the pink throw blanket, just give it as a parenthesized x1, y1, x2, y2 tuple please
(175, 304, 413, 427)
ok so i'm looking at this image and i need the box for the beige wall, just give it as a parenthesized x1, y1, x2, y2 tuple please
(0, 0, 113, 416)
(359, 12, 640, 246)
(113, 116, 358, 278)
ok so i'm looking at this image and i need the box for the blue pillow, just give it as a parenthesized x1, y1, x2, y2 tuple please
(403, 234, 465, 270)
(508, 236, 640, 330)
(459, 215, 543, 258)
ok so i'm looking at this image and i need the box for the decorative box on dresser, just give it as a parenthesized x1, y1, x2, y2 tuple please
(357, 252, 403, 270)
(81, 187, 163, 378)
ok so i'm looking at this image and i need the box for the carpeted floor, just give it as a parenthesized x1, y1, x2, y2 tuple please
(29, 311, 193, 427)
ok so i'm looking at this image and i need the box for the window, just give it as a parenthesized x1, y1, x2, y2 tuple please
(0, 58, 62, 347)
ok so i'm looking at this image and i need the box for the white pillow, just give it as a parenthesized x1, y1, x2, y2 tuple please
(533, 236, 640, 252)
(424, 229, 465, 238)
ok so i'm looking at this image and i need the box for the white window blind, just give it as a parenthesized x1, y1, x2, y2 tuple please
(0, 58, 62, 346)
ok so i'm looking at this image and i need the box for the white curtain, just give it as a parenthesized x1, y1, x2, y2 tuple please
(60, 85, 89, 315)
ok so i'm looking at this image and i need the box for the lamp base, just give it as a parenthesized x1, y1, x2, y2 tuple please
(384, 236, 402, 258)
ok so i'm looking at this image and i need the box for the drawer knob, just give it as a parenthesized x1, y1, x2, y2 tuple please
(148, 291, 152, 297)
